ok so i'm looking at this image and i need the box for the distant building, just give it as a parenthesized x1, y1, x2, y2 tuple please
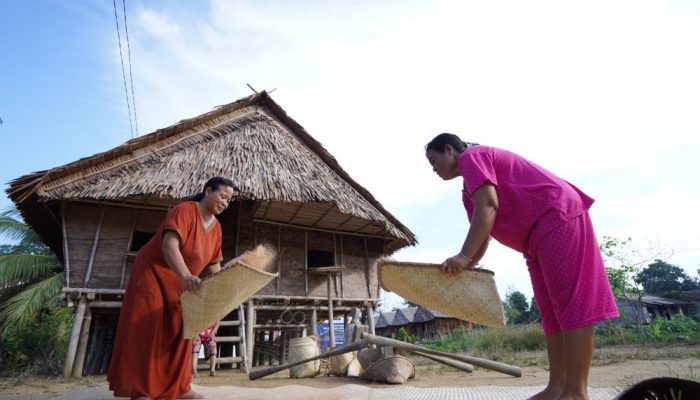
(374, 306, 472, 340)
(616, 295, 695, 324)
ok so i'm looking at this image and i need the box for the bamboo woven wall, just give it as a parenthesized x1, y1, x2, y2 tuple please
(64, 200, 383, 299)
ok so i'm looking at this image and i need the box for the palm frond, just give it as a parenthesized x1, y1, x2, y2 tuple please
(0, 272, 64, 332)
(0, 207, 37, 244)
(0, 254, 60, 286)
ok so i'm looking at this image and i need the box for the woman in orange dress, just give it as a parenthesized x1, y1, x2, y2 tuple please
(108, 177, 234, 400)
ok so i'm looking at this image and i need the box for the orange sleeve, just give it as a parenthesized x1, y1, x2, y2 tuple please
(209, 222, 223, 265)
(162, 202, 195, 248)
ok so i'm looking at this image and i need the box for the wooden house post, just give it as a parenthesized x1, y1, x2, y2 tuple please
(72, 305, 92, 377)
(246, 300, 255, 370)
(64, 296, 87, 377)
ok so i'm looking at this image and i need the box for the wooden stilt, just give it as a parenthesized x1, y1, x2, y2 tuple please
(246, 300, 255, 370)
(72, 305, 92, 377)
(366, 302, 376, 335)
(311, 307, 317, 337)
(238, 305, 248, 373)
(64, 296, 87, 377)
(327, 274, 335, 348)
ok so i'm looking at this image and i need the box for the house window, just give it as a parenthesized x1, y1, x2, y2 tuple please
(130, 231, 155, 252)
(307, 250, 334, 268)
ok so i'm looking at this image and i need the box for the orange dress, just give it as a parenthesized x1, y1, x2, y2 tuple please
(108, 201, 222, 399)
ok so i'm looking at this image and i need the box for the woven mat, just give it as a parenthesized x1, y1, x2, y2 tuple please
(181, 245, 277, 338)
(50, 384, 620, 399)
(379, 261, 506, 328)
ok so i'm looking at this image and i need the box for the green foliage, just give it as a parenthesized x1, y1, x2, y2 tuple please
(0, 207, 64, 334)
(0, 306, 73, 375)
(402, 299, 419, 308)
(398, 327, 408, 342)
(503, 289, 539, 325)
(635, 259, 700, 297)
(425, 325, 546, 355)
(594, 314, 700, 346)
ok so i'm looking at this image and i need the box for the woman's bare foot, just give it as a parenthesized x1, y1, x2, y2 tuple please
(528, 385, 562, 400)
(178, 389, 207, 399)
(209, 370, 216, 377)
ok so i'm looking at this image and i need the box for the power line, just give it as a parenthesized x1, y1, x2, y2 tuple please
(122, 0, 139, 137)
(113, 0, 134, 139)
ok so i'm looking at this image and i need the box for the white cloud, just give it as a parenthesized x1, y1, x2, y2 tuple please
(120, 0, 700, 299)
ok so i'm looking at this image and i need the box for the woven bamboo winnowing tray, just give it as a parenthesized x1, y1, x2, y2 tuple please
(378, 260, 506, 328)
(181, 246, 277, 338)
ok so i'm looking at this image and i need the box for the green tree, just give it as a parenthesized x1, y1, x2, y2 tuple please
(635, 259, 700, 298)
(504, 290, 530, 325)
(0, 207, 64, 333)
(402, 299, 419, 308)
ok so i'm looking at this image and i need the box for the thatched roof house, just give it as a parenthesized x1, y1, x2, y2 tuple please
(375, 311, 397, 330)
(393, 306, 418, 326)
(6, 91, 416, 376)
(375, 306, 472, 340)
(7, 91, 415, 256)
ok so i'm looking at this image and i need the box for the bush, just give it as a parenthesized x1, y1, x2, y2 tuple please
(0, 306, 73, 376)
(595, 314, 700, 345)
(425, 324, 546, 354)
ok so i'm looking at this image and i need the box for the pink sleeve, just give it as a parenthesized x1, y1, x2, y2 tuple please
(459, 149, 498, 197)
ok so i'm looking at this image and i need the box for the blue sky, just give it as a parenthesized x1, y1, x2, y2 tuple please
(2, 0, 699, 311)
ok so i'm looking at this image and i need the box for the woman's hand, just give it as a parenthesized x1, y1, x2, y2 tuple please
(180, 273, 201, 292)
(440, 253, 474, 275)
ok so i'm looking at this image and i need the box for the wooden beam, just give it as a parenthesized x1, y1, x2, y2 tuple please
(60, 202, 70, 288)
(87, 301, 123, 308)
(73, 198, 170, 211)
(287, 202, 305, 224)
(83, 207, 105, 287)
(311, 203, 335, 227)
(120, 209, 138, 289)
(311, 307, 318, 337)
(253, 219, 395, 240)
(64, 296, 87, 377)
(334, 214, 354, 230)
(260, 201, 272, 221)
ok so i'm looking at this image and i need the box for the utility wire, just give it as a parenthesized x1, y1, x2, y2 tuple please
(113, 0, 135, 139)
(122, 0, 139, 137)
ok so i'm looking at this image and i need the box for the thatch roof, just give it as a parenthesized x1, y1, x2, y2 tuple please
(6, 92, 416, 256)
(413, 306, 450, 323)
(392, 306, 418, 326)
(375, 311, 397, 329)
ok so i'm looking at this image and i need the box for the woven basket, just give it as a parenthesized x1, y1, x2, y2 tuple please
(360, 356, 415, 384)
(181, 245, 277, 338)
(378, 260, 505, 328)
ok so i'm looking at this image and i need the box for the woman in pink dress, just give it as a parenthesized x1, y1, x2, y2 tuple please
(425, 133, 618, 400)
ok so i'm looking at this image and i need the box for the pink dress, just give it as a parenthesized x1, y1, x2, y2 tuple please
(459, 146, 618, 335)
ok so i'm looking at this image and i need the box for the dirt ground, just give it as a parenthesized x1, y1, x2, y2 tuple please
(1, 344, 697, 399)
